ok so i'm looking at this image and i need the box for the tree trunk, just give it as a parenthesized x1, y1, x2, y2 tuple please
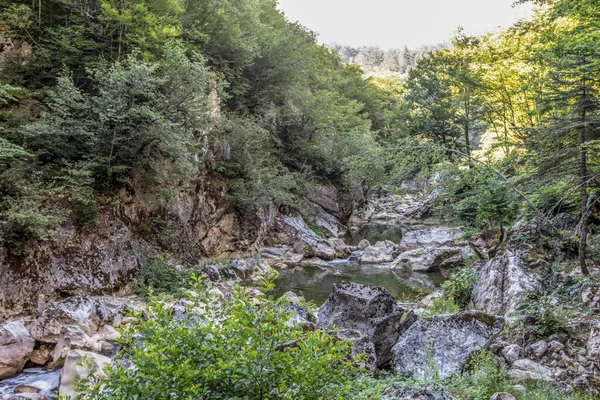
(579, 130, 590, 276)
(578, 72, 590, 276)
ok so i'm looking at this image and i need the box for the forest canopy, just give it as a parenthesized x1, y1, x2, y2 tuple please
(0, 0, 598, 272)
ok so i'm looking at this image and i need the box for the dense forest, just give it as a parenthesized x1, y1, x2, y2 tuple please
(1, 0, 598, 269)
(1, 0, 600, 399)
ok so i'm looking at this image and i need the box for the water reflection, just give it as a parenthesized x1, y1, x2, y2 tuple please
(272, 261, 446, 306)
(345, 224, 404, 246)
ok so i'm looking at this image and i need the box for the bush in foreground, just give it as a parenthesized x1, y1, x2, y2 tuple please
(72, 276, 361, 400)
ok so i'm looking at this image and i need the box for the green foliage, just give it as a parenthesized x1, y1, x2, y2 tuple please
(23, 42, 211, 187)
(443, 267, 478, 309)
(527, 180, 580, 217)
(74, 277, 361, 399)
(424, 296, 460, 317)
(518, 294, 573, 339)
(132, 253, 193, 298)
(448, 351, 512, 400)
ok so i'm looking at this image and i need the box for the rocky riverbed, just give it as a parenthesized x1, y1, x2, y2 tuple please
(1, 190, 599, 398)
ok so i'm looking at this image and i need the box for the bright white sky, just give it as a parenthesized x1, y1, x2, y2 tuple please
(276, 0, 533, 49)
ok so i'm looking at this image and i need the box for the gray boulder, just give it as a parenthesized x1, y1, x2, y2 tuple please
(471, 247, 540, 316)
(490, 394, 516, 400)
(392, 311, 504, 380)
(381, 384, 453, 400)
(317, 282, 416, 369)
(0, 320, 35, 379)
(509, 359, 551, 381)
(359, 241, 400, 263)
(400, 227, 455, 250)
(280, 215, 337, 260)
(391, 246, 471, 272)
(501, 344, 521, 365)
(587, 319, 600, 362)
(30, 296, 123, 343)
(281, 291, 315, 327)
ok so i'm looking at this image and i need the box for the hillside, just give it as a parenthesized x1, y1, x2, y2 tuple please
(0, 0, 600, 399)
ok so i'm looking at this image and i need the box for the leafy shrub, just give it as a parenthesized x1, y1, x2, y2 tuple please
(443, 267, 478, 309)
(424, 296, 460, 316)
(448, 351, 513, 400)
(518, 294, 573, 339)
(527, 180, 579, 217)
(132, 253, 193, 298)
(74, 277, 361, 399)
(0, 197, 61, 255)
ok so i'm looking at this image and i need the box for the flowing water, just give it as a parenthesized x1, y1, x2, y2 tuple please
(272, 259, 446, 306)
(0, 368, 60, 397)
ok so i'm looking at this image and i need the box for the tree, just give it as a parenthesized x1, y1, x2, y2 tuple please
(530, 0, 600, 275)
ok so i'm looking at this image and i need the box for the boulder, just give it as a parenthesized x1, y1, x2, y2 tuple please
(58, 350, 111, 399)
(281, 291, 315, 327)
(490, 393, 516, 400)
(306, 181, 343, 217)
(392, 311, 504, 380)
(471, 247, 540, 316)
(391, 246, 471, 272)
(359, 241, 400, 263)
(400, 227, 455, 250)
(1, 395, 46, 400)
(14, 385, 41, 394)
(0, 320, 35, 379)
(279, 215, 337, 260)
(29, 345, 52, 366)
(501, 344, 521, 365)
(509, 359, 551, 381)
(530, 340, 549, 359)
(30, 296, 125, 343)
(328, 238, 349, 258)
(317, 282, 416, 369)
(50, 326, 101, 367)
(381, 384, 453, 400)
(587, 319, 600, 362)
(302, 199, 347, 239)
(357, 239, 371, 251)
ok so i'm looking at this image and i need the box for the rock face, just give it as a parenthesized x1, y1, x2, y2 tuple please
(392, 311, 504, 380)
(58, 350, 111, 399)
(317, 282, 416, 369)
(391, 246, 471, 272)
(359, 241, 400, 263)
(0, 215, 140, 320)
(269, 215, 337, 260)
(471, 247, 540, 316)
(0, 320, 35, 379)
(0, 176, 260, 318)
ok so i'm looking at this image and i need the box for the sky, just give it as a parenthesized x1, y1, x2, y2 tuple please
(276, 0, 533, 49)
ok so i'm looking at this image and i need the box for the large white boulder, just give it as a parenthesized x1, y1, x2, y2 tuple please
(58, 350, 111, 399)
(0, 320, 35, 379)
(471, 247, 540, 316)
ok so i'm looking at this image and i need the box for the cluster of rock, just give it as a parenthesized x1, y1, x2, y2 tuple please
(0, 296, 141, 399)
(315, 282, 504, 378)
